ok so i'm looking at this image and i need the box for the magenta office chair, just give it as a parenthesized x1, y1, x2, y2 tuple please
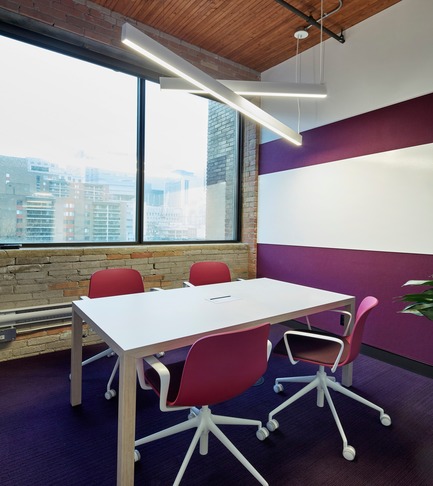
(80, 268, 145, 400)
(183, 261, 232, 287)
(134, 323, 272, 485)
(265, 296, 391, 461)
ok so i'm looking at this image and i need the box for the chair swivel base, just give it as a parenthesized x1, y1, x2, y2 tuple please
(135, 405, 269, 485)
(265, 366, 391, 461)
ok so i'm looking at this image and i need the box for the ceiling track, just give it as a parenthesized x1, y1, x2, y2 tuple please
(274, 0, 345, 44)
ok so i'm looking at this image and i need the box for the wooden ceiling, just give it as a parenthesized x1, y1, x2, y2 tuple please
(95, 0, 400, 72)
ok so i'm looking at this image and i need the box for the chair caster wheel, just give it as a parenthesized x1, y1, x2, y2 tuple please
(266, 419, 279, 432)
(256, 427, 270, 441)
(343, 445, 356, 461)
(273, 383, 284, 393)
(134, 450, 141, 463)
(380, 413, 391, 426)
(105, 389, 117, 400)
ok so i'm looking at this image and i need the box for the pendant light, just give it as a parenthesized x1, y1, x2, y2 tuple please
(121, 23, 302, 146)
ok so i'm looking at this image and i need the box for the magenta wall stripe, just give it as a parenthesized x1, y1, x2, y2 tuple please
(259, 93, 433, 175)
(257, 244, 433, 365)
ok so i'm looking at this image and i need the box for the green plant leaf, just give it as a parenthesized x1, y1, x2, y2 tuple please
(399, 290, 433, 303)
(400, 307, 424, 317)
(402, 279, 433, 287)
(401, 302, 433, 316)
(398, 277, 433, 321)
(421, 307, 433, 320)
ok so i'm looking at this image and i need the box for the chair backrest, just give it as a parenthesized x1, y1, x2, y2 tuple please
(343, 296, 379, 365)
(171, 323, 270, 407)
(188, 261, 231, 286)
(88, 268, 144, 298)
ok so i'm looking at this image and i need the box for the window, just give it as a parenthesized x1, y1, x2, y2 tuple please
(143, 81, 239, 241)
(0, 32, 240, 245)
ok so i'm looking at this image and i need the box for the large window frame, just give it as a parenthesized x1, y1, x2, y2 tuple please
(0, 23, 242, 247)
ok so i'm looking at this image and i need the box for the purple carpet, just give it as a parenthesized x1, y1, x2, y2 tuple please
(1, 324, 432, 485)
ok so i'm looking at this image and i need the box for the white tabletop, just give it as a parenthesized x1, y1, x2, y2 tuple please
(72, 278, 354, 358)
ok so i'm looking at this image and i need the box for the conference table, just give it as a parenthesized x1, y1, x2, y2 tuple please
(70, 277, 355, 485)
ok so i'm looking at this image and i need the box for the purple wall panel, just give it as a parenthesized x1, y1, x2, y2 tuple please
(257, 93, 433, 365)
(257, 244, 433, 365)
(259, 93, 433, 175)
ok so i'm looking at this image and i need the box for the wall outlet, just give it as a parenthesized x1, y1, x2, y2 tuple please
(0, 328, 17, 342)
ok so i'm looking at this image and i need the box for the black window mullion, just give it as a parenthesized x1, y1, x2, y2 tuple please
(136, 78, 146, 243)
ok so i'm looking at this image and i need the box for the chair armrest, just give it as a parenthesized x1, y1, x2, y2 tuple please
(142, 355, 172, 411)
(330, 310, 353, 336)
(135, 358, 152, 391)
(284, 330, 345, 373)
(183, 281, 194, 287)
(267, 339, 272, 361)
(142, 355, 190, 412)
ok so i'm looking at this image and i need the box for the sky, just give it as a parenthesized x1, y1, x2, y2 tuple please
(0, 35, 209, 178)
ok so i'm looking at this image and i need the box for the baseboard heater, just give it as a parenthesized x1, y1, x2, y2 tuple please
(0, 302, 72, 339)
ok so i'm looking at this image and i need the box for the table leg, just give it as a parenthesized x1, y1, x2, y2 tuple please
(117, 353, 137, 486)
(70, 309, 83, 406)
(342, 362, 353, 387)
(341, 299, 356, 387)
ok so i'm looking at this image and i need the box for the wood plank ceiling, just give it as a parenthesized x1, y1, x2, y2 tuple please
(95, 0, 401, 73)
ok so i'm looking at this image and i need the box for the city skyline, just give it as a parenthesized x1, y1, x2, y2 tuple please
(0, 154, 207, 243)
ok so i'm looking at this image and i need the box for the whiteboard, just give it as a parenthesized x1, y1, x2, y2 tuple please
(258, 143, 433, 255)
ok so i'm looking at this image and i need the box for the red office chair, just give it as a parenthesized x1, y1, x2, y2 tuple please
(183, 261, 232, 287)
(134, 323, 271, 486)
(87, 267, 145, 299)
(81, 268, 145, 400)
(266, 296, 391, 461)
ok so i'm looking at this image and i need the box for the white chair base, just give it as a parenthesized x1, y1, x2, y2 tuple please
(68, 347, 115, 383)
(135, 405, 269, 485)
(81, 346, 114, 366)
(267, 366, 391, 460)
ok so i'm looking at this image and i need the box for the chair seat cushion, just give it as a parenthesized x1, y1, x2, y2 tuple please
(145, 361, 185, 403)
(275, 332, 350, 368)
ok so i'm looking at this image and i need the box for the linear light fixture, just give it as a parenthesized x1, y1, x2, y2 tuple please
(121, 23, 302, 146)
(160, 78, 327, 98)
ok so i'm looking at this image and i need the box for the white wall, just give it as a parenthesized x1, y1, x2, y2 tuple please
(260, 0, 433, 144)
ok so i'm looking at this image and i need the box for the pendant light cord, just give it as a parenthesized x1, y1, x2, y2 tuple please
(319, 0, 324, 85)
(295, 34, 301, 133)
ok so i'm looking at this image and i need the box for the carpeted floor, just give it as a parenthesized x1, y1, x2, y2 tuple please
(1, 324, 433, 485)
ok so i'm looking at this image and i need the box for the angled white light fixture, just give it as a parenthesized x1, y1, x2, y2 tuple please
(159, 78, 327, 99)
(121, 23, 302, 146)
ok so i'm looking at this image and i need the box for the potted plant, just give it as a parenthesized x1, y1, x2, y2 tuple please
(399, 276, 433, 321)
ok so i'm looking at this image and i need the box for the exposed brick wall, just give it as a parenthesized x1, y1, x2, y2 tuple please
(242, 118, 260, 278)
(0, 0, 260, 360)
(0, 244, 249, 360)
